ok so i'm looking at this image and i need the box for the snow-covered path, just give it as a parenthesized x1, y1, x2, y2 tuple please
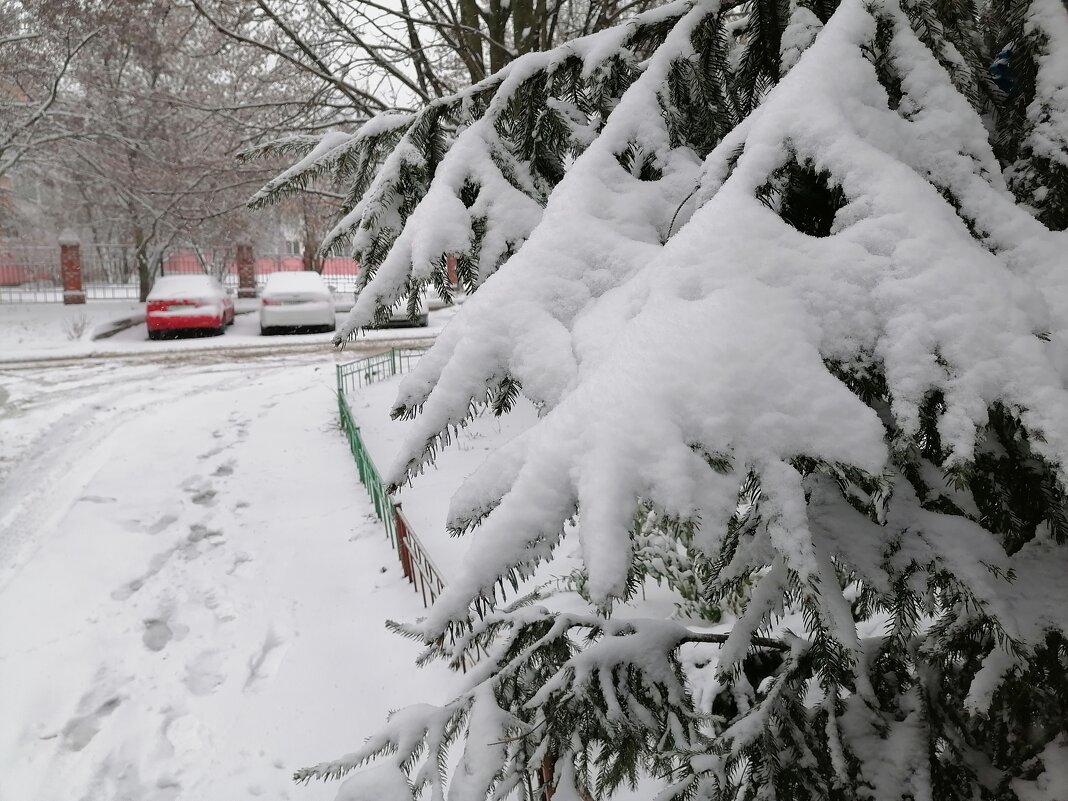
(0, 352, 462, 801)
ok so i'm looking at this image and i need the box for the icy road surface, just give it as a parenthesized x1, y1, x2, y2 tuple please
(0, 348, 462, 801)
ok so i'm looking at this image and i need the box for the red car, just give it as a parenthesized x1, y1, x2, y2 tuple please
(146, 275, 235, 339)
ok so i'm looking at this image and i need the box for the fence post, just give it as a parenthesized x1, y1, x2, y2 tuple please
(58, 230, 85, 305)
(236, 243, 257, 298)
(394, 503, 414, 582)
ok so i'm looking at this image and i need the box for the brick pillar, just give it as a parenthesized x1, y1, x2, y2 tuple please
(59, 229, 85, 305)
(236, 243, 257, 298)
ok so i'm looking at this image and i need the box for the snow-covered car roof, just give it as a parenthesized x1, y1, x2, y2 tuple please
(147, 275, 224, 300)
(262, 272, 330, 294)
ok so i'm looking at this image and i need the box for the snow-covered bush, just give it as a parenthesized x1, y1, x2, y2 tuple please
(252, 0, 1068, 797)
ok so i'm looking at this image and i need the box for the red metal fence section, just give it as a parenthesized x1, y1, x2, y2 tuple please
(0, 241, 361, 302)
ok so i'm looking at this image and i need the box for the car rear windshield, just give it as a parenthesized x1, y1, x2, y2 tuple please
(262, 272, 330, 295)
(147, 276, 220, 300)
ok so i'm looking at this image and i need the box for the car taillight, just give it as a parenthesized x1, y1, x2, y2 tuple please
(147, 299, 196, 312)
(262, 297, 279, 305)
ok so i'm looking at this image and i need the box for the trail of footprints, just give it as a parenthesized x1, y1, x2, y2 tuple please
(63, 410, 283, 772)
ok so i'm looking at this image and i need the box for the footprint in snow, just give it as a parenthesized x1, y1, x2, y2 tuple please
(142, 618, 174, 652)
(147, 513, 179, 535)
(203, 591, 238, 623)
(188, 522, 224, 544)
(111, 530, 210, 600)
(197, 444, 229, 460)
(141, 604, 190, 652)
(227, 552, 253, 576)
(183, 651, 226, 696)
(61, 696, 121, 752)
(212, 460, 235, 477)
(110, 549, 173, 600)
(189, 488, 217, 506)
(163, 712, 203, 754)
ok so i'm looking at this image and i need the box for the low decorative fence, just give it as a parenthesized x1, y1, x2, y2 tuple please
(337, 347, 427, 392)
(336, 347, 448, 609)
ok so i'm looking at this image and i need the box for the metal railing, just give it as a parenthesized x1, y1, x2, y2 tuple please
(395, 505, 447, 608)
(337, 347, 427, 392)
(0, 241, 362, 303)
(338, 394, 398, 544)
(336, 347, 449, 610)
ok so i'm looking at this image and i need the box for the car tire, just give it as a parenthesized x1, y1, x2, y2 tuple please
(147, 330, 162, 341)
(326, 322, 336, 332)
(260, 326, 271, 336)
(418, 314, 429, 327)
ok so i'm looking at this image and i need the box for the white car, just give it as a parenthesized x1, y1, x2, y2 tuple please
(260, 272, 336, 334)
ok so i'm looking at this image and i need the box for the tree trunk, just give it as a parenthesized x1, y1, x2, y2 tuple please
(134, 227, 152, 302)
(486, 0, 511, 74)
(458, 0, 487, 83)
(301, 196, 324, 272)
(302, 238, 323, 272)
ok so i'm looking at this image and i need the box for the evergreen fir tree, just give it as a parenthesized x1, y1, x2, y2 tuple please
(250, 0, 1068, 797)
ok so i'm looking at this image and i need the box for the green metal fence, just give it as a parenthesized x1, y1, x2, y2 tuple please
(337, 346, 427, 393)
(335, 346, 451, 611)
(337, 393, 397, 546)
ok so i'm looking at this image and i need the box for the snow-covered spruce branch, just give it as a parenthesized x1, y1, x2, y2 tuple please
(337, 14, 682, 314)
(247, 0, 761, 327)
(265, 0, 1068, 795)
(293, 611, 796, 796)
(380, 0, 1068, 627)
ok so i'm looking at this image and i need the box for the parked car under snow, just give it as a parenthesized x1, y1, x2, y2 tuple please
(259, 272, 336, 334)
(146, 275, 234, 339)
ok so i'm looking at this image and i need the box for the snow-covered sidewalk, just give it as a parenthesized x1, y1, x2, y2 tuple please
(0, 354, 463, 801)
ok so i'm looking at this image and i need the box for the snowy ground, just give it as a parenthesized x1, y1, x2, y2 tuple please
(0, 301, 667, 801)
(0, 343, 465, 800)
(0, 301, 146, 353)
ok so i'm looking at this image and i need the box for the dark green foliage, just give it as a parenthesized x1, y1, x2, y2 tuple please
(662, 11, 740, 157)
(861, 14, 905, 110)
(616, 141, 664, 180)
(978, 633, 1068, 790)
(565, 504, 728, 623)
(489, 375, 522, 416)
(907, 0, 991, 110)
(987, 0, 1043, 164)
(800, 0, 842, 22)
(757, 156, 848, 237)
(985, 0, 1068, 230)
(736, 0, 791, 112)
